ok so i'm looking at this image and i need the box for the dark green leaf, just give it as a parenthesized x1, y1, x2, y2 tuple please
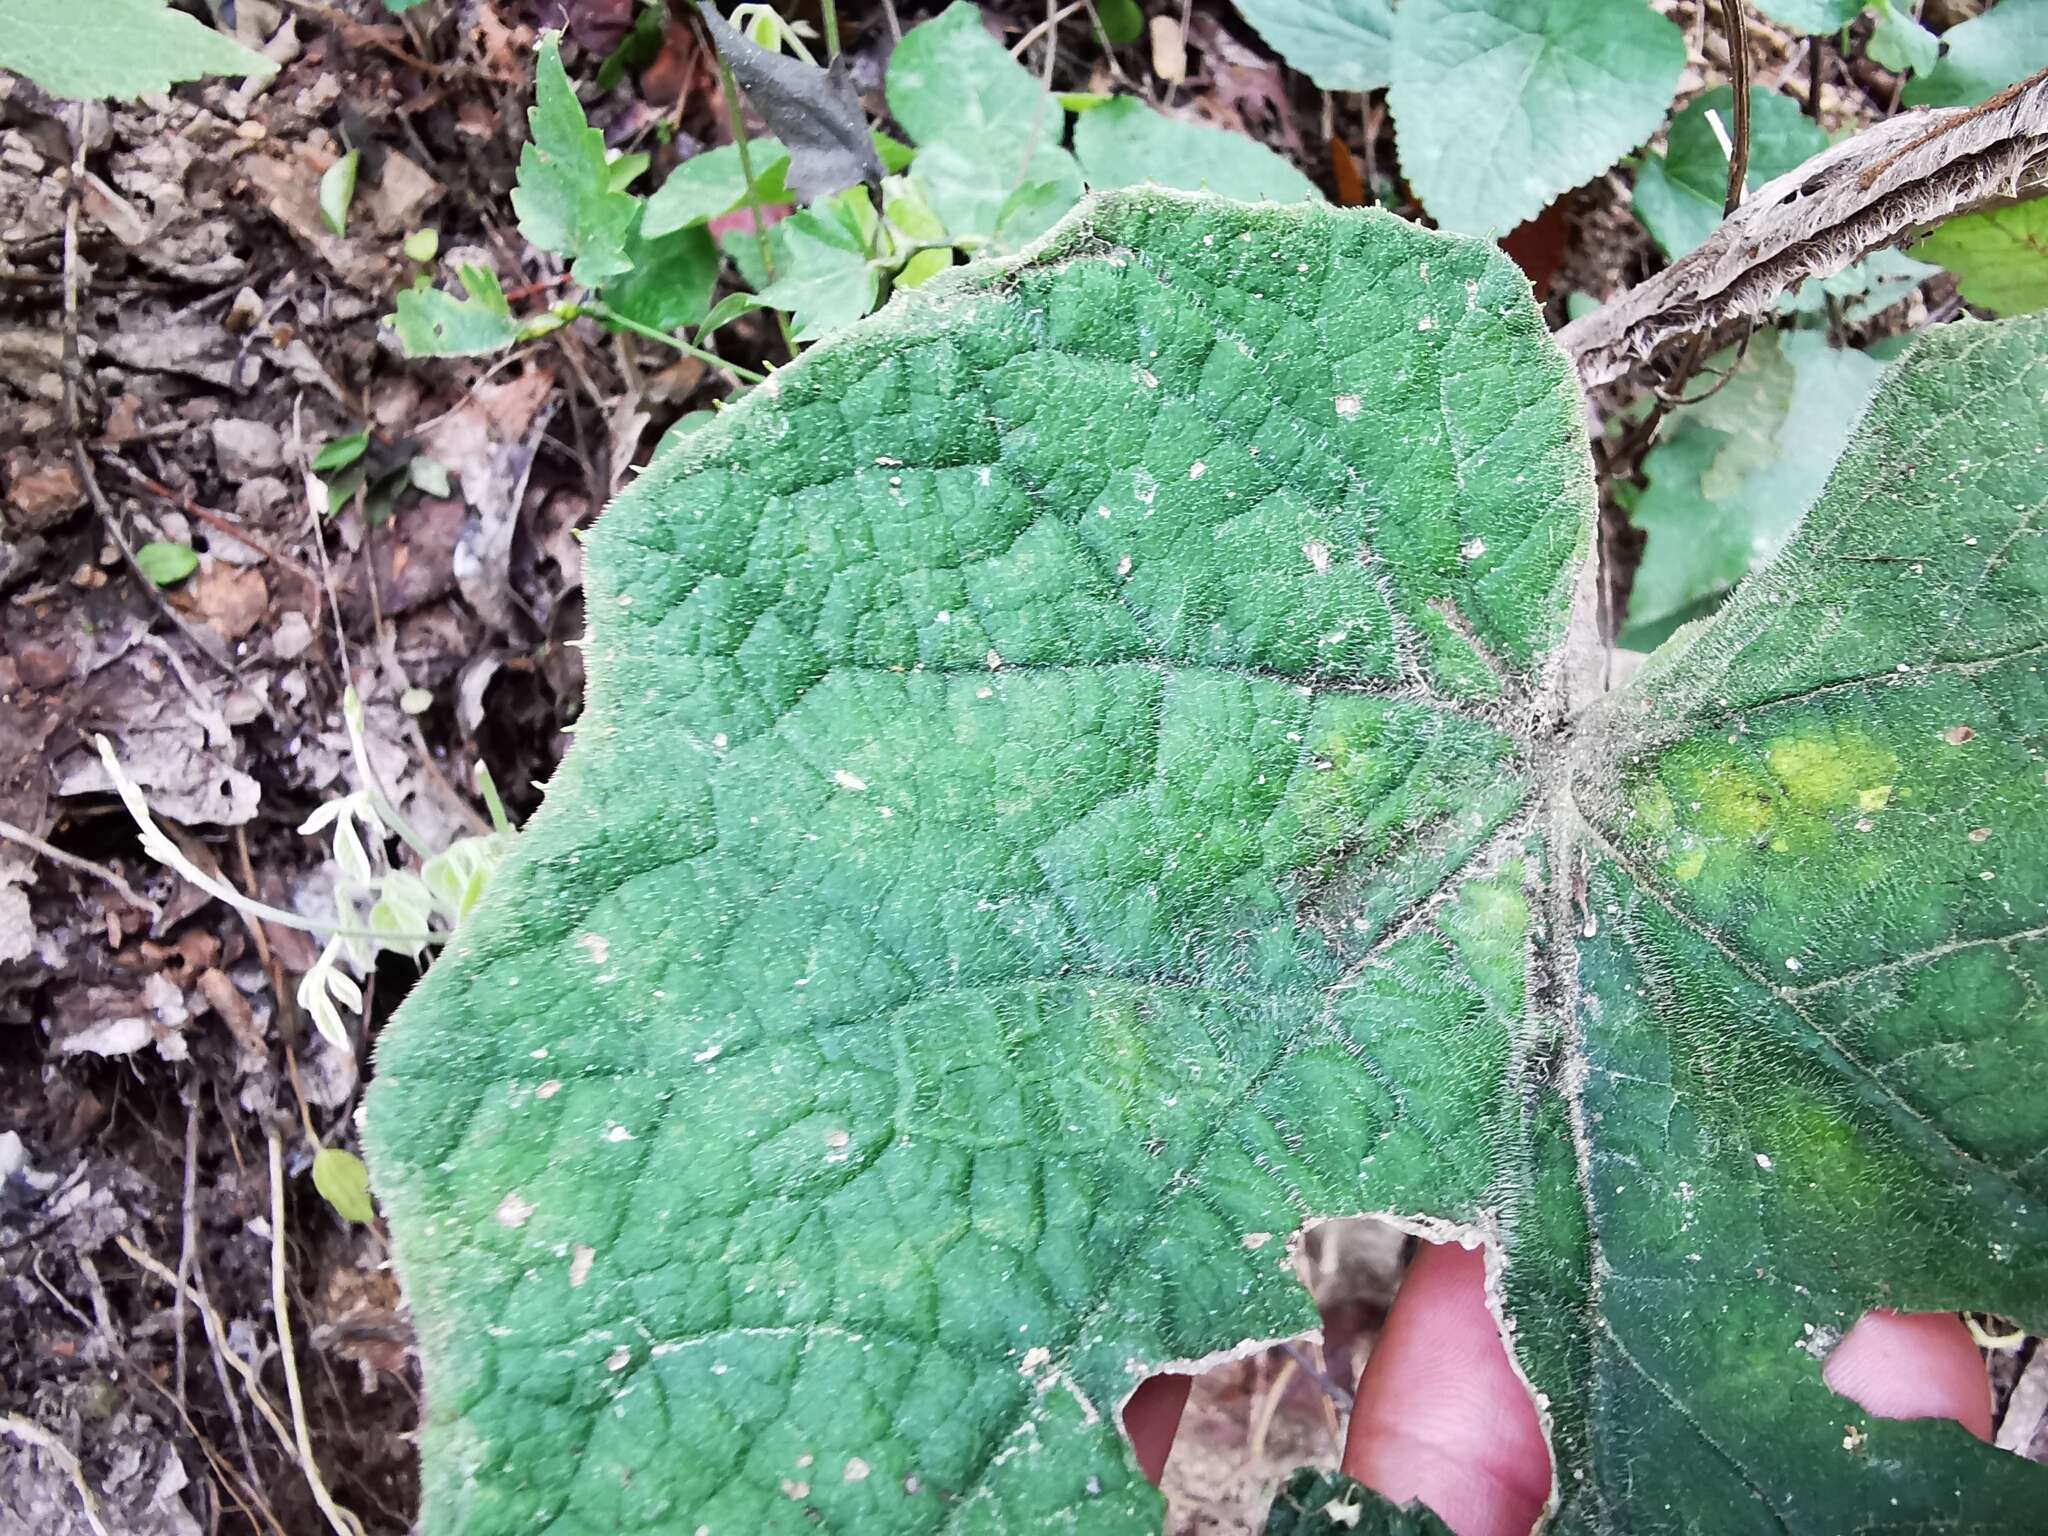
(601, 214, 721, 332)
(1095, 0, 1144, 46)
(597, 1, 667, 91)
(369, 191, 2048, 1535)
(1265, 1470, 1456, 1536)
(695, 290, 768, 341)
(312, 430, 371, 473)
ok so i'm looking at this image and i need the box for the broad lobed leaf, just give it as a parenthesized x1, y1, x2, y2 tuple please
(367, 192, 2048, 1533)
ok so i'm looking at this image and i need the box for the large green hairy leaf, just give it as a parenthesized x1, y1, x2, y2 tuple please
(367, 191, 2048, 1533)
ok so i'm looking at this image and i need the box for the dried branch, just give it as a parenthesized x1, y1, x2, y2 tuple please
(1564, 68, 2048, 389)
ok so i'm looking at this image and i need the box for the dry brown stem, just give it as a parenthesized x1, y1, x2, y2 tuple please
(1564, 68, 2048, 388)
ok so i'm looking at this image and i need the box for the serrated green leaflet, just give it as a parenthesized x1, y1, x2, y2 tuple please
(1913, 198, 2048, 317)
(0, 0, 275, 99)
(368, 192, 2048, 1532)
(391, 266, 524, 358)
(513, 35, 639, 287)
(1388, 0, 1684, 236)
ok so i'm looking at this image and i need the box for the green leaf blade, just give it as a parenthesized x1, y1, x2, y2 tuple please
(1073, 98, 1321, 206)
(1912, 197, 2048, 316)
(644, 138, 793, 237)
(1390, 0, 1684, 236)
(0, 0, 275, 100)
(368, 191, 1594, 1534)
(135, 541, 199, 586)
(1631, 87, 1828, 262)
(367, 189, 2048, 1533)
(391, 266, 524, 357)
(1228, 0, 1395, 93)
(1904, 0, 2048, 106)
(1576, 314, 2048, 1529)
(886, 1, 1056, 155)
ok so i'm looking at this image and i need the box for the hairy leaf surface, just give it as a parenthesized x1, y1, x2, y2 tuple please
(368, 192, 2048, 1533)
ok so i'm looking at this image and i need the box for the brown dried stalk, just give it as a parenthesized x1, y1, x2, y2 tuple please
(1564, 68, 2048, 389)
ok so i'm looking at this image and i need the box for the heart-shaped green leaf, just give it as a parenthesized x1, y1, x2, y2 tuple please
(1389, 0, 1684, 235)
(367, 191, 2048, 1533)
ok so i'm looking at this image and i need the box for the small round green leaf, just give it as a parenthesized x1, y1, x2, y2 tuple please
(312, 1146, 377, 1224)
(134, 541, 199, 586)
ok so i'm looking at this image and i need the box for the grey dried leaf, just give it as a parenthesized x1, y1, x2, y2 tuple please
(696, 3, 883, 204)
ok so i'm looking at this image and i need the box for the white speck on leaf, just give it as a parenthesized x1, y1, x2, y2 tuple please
(1755, 1153, 1774, 1171)
(570, 1245, 596, 1287)
(833, 769, 868, 792)
(1460, 537, 1486, 560)
(536, 1079, 561, 1099)
(576, 933, 610, 965)
(1303, 540, 1331, 572)
(495, 1192, 535, 1228)
(1334, 394, 1361, 418)
(844, 1458, 871, 1482)
(606, 1346, 631, 1372)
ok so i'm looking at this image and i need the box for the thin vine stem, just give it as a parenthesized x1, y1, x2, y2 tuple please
(716, 49, 799, 361)
(581, 301, 768, 384)
(1718, 0, 1752, 214)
